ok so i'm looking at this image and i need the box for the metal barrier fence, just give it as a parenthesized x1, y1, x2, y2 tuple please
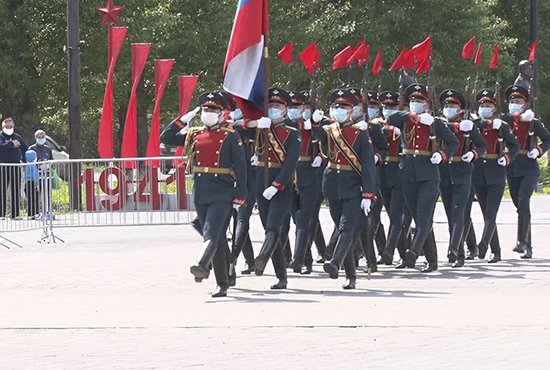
(0, 157, 195, 244)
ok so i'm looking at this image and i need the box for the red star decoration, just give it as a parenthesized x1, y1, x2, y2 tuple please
(97, 0, 125, 27)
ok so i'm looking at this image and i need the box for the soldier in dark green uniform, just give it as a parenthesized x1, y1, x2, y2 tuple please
(438, 89, 487, 267)
(502, 85, 550, 259)
(386, 83, 459, 272)
(311, 89, 378, 289)
(472, 88, 519, 262)
(162, 92, 247, 297)
(243, 88, 301, 290)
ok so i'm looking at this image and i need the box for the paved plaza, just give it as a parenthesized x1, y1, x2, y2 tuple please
(1, 196, 550, 369)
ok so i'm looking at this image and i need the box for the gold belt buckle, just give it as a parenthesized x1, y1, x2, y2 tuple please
(204, 167, 209, 173)
(268, 162, 272, 168)
(336, 164, 341, 170)
(414, 149, 419, 155)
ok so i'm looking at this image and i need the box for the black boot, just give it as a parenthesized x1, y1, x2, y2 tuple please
(342, 277, 356, 290)
(382, 223, 402, 266)
(212, 244, 230, 291)
(488, 251, 501, 263)
(191, 216, 203, 236)
(289, 228, 309, 273)
(211, 285, 228, 298)
(521, 247, 533, 259)
(452, 243, 465, 268)
(477, 241, 488, 260)
(342, 251, 357, 289)
(240, 235, 255, 274)
(254, 231, 279, 276)
(228, 263, 237, 286)
(323, 227, 338, 261)
(190, 240, 218, 280)
(421, 231, 438, 273)
(311, 219, 326, 261)
(324, 231, 354, 279)
(270, 240, 288, 289)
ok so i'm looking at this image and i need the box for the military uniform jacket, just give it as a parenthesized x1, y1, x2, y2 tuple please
(313, 121, 377, 200)
(502, 114, 550, 178)
(160, 120, 188, 147)
(439, 120, 487, 186)
(367, 119, 389, 186)
(287, 119, 320, 189)
(473, 119, 518, 186)
(387, 112, 459, 182)
(377, 120, 402, 189)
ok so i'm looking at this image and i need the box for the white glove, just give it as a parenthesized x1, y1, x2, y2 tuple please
(497, 156, 508, 166)
(355, 120, 368, 130)
(262, 186, 278, 200)
(374, 154, 380, 165)
(492, 118, 502, 130)
(250, 154, 259, 166)
(419, 113, 435, 126)
(257, 117, 272, 129)
(520, 109, 535, 122)
(459, 120, 474, 132)
(179, 107, 200, 124)
(232, 203, 242, 211)
(527, 148, 540, 159)
(311, 155, 323, 167)
(312, 109, 324, 123)
(360, 199, 372, 216)
(180, 125, 190, 135)
(461, 151, 475, 163)
(393, 126, 402, 137)
(430, 152, 443, 164)
(303, 119, 312, 130)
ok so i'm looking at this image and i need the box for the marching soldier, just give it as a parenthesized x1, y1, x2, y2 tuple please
(472, 88, 518, 262)
(386, 83, 459, 272)
(311, 89, 378, 289)
(245, 88, 301, 289)
(162, 91, 247, 297)
(438, 89, 487, 267)
(502, 85, 550, 259)
(286, 91, 324, 274)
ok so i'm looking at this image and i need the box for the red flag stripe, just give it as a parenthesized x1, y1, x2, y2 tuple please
(462, 36, 476, 59)
(277, 42, 293, 65)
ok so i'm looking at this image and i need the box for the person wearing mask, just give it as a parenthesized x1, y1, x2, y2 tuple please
(0, 118, 28, 220)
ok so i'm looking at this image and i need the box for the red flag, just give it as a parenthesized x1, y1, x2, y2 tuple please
(347, 39, 370, 66)
(489, 44, 500, 71)
(462, 36, 476, 59)
(372, 48, 383, 76)
(403, 49, 416, 69)
(98, 26, 127, 159)
(388, 48, 405, 71)
(120, 43, 151, 166)
(300, 41, 318, 74)
(146, 59, 175, 168)
(173, 75, 199, 168)
(332, 45, 353, 70)
(528, 40, 538, 63)
(474, 42, 482, 65)
(277, 42, 293, 65)
(416, 57, 430, 75)
(412, 36, 432, 64)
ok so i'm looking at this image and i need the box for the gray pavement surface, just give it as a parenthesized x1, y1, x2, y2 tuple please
(1, 196, 550, 369)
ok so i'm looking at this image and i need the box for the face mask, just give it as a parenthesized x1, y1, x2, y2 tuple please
(383, 108, 398, 118)
(201, 112, 220, 127)
(268, 108, 284, 121)
(287, 108, 302, 121)
(409, 101, 425, 114)
(508, 103, 523, 114)
(367, 108, 380, 120)
(330, 107, 350, 123)
(443, 107, 459, 120)
(230, 109, 242, 120)
(36, 138, 46, 145)
(2, 128, 14, 136)
(478, 107, 493, 119)
(352, 105, 363, 120)
(302, 110, 311, 121)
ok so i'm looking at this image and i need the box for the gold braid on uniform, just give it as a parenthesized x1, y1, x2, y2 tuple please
(404, 124, 416, 146)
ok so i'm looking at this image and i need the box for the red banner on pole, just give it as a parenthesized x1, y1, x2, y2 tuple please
(98, 26, 127, 158)
(146, 59, 175, 168)
(174, 75, 199, 167)
(120, 43, 151, 166)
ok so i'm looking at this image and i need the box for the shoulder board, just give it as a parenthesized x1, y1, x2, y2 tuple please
(370, 118, 384, 125)
(436, 116, 448, 123)
(189, 127, 205, 136)
(284, 125, 300, 133)
(221, 126, 236, 133)
(352, 123, 367, 131)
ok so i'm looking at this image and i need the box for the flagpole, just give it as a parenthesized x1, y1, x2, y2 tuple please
(262, 20, 270, 188)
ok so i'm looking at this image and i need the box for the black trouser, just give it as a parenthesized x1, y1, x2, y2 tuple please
(25, 181, 40, 216)
(507, 174, 538, 249)
(381, 183, 408, 259)
(440, 182, 470, 257)
(231, 190, 256, 266)
(195, 202, 233, 287)
(291, 181, 319, 268)
(0, 166, 21, 218)
(402, 180, 440, 260)
(474, 180, 505, 251)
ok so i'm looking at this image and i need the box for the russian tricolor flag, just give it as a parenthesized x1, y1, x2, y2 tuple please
(223, 0, 269, 119)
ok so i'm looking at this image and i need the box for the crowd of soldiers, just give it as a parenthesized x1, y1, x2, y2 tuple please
(160, 78, 550, 298)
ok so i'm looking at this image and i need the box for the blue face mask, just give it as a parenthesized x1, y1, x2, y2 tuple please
(367, 108, 379, 120)
(287, 108, 302, 121)
(330, 107, 350, 123)
(383, 108, 398, 118)
(36, 138, 46, 145)
(352, 105, 363, 120)
(409, 101, 425, 114)
(478, 107, 494, 119)
(268, 108, 284, 121)
(508, 103, 523, 114)
(302, 110, 311, 121)
(443, 107, 459, 120)
(230, 109, 242, 120)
